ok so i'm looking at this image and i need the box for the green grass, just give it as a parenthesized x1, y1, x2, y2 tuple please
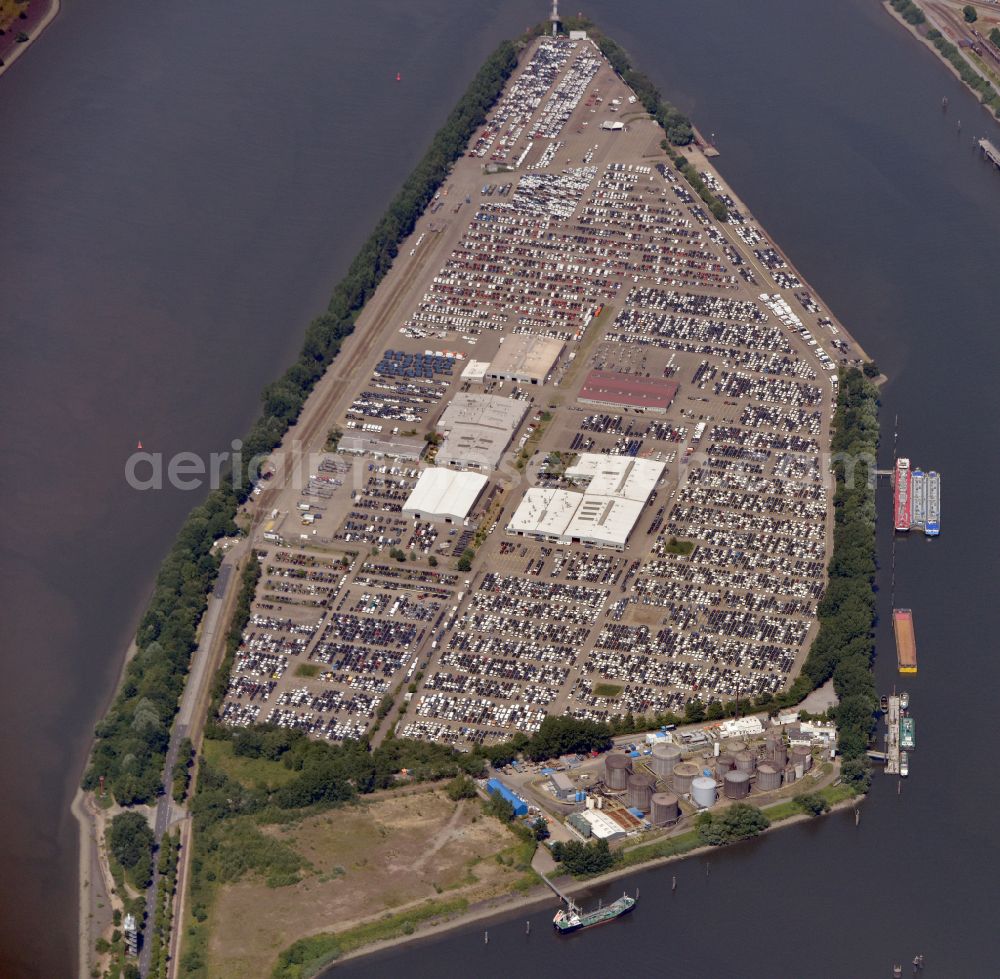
(662, 537, 694, 556)
(592, 683, 624, 699)
(294, 663, 320, 679)
(618, 828, 702, 868)
(271, 897, 470, 978)
(202, 739, 301, 790)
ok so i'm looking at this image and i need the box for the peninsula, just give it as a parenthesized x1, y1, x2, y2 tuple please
(78, 16, 881, 979)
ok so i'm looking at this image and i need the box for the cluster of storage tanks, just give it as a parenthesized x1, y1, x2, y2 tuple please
(603, 731, 814, 816)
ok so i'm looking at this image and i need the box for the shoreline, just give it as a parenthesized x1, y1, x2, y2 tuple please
(881, 0, 1000, 124)
(327, 794, 862, 971)
(0, 0, 60, 78)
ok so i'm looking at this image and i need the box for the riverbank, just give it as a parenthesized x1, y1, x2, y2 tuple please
(882, 0, 1000, 121)
(0, 0, 59, 77)
(318, 790, 862, 975)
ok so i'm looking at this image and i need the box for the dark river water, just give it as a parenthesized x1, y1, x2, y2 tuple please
(0, 0, 997, 976)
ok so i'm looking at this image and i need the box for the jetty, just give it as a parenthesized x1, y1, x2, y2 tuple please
(884, 695, 901, 775)
(979, 137, 1000, 170)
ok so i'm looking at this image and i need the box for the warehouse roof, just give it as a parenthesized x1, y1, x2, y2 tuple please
(488, 334, 564, 382)
(460, 359, 490, 383)
(437, 393, 527, 432)
(579, 370, 679, 412)
(564, 454, 664, 501)
(402, 468, 487, 522)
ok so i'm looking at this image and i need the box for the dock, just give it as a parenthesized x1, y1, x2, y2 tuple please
(885, 695, 901, 775)
(979, 138, 1000, 170)
(539, 870, 579, 912)
(893, 608, 917, 674)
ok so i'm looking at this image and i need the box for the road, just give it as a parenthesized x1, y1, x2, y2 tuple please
(137, 543, 243, 977)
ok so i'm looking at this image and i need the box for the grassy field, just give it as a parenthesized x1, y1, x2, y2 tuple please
(201, 738, 302, 790)
(201, 787, 532, 979)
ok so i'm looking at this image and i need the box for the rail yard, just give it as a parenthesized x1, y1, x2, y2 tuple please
(219, 33, 869, 751)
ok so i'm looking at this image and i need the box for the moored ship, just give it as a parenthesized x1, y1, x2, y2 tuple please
(893, 458, 911, 531)
(925, 471, 940, 536)
(911, 469, 926, 528)
(900, 716, 915, 750)
(553, 893, 636, 933)
(893, 608, 917, 673)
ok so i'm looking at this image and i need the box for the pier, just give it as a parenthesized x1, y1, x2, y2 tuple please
(538, 870, 579, 913)
(979, 137, 1000, 170)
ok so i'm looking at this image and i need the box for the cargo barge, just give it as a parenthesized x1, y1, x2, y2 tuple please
(893, 608, 917, 673)
(893, 458, 911, 531)
(900, 716, 915, 750)
(553, 893, 636, 933)
(925, 471, 940, 536)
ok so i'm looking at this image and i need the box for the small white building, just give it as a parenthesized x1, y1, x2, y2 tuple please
(719, 716, 764, 738)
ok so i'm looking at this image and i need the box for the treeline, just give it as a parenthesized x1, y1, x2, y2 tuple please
(83, 37, 520, 805)
(560, 16, 693, 145)
(83, 493, 236, 804)
(695, 803, 769, 845)
(889, 0, 926, 26)
(550, 837, 617, 875)
(477, 715, 613, 766)
(663, 145, 730, 221)
(797, 368, 880, 790)
(926, 29, 1000, 118)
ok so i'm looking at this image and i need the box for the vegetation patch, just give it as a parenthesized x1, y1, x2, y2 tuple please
(592, 682, 624, 699)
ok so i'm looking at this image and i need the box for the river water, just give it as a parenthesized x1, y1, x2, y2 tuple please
(0, 0, 996, 976)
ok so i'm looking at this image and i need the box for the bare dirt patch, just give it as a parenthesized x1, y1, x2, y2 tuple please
(206, 790, 525, 979)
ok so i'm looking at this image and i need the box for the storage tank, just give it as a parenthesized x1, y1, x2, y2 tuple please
(626, 773, 656, 812)
(650, 742, 682, 778)
(756, 763, 782, 791)
(768, 741, 788, 768)
(650, 792, 680, 826)
(784, 765, 797, 785)
(605, 752, 632, 790)
(672, 762, 700, 795)
(734, 750, 757, 773)
(723, 770, 751, 800)
(691, 775, 717, 808)
(715, 753, 736, 776)
(790, 746, 813, 772)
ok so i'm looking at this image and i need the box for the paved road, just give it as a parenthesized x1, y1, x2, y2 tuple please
(137, 544, 242, 976)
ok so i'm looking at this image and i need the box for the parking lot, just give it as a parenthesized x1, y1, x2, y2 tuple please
(222, 33, 867, 747)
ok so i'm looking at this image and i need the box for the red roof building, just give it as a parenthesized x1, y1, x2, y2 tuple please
(578, 370, 679, 414)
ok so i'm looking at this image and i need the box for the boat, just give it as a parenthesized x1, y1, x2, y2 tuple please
(893, 608, 917, 674)
(893, 458, 912, 532)
(910, 469, 926, 528)
(899, 691, 909, 711)
(900, 751, 909, 777)
(925, 471, 940, 536)
(553, 893, 636, 933)
(880, 695, 889, 712)
(900, 716, 915, 751)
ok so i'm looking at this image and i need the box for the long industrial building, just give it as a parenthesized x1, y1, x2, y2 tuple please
(436, 393, 528, 470)
(402, 468, 488, 522)
(506, 454, 664, 549)
(578, 369, 679, 413)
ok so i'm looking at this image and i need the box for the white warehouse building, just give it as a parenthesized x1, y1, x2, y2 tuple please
(402, 468, 488, 523)
(506, 454, 664, 550)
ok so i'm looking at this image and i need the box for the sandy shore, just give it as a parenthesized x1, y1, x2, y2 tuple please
(330, 794, 862, 970)
(0, 0, 60, 79)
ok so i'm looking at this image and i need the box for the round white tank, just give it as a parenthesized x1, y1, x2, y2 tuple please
(691, 775, 717, 808)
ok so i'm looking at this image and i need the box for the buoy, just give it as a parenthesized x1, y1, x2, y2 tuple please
(396, 71, 401, 82)
(137, 441, 143, 450)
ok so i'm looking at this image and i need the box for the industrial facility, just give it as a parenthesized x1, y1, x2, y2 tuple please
(578, 369, 679, 413)
(401, 468, 488, 522)
(487, 334, 564, 385)
(338, 433, 425, 461)
(435, 393, 529, 470)
(506, 454, 664, 550)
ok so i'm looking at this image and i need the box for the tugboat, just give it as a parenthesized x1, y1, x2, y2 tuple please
(553, 893, 636, 933)
(880, 695, 889, 713)
(900, 752, 909, 778)
(900, 691, 909, 711)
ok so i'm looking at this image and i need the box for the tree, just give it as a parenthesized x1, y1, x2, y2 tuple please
(484, 791, 515, 823)
(862, 360, 880, 378)
(445, 774, 478, 801)
(531, 817, 550, 841)
(793, 792, 831, 816)
(684, 698, 705, 724)
(550, 837, 617, 875)
(963, 4, 977, 22)
(108, 811, 155, 888)
(456, 556, 472, 572)
(696, 803, 770, 846)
